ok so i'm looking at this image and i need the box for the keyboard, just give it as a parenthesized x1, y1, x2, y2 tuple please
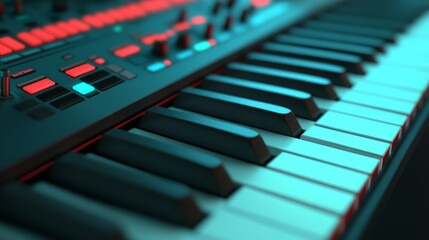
(0, 0, 428, 239)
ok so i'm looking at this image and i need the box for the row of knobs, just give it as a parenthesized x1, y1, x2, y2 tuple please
(153, 4, 251, 57)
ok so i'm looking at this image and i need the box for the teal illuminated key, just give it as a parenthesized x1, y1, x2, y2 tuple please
(322, 101, 408, 127)
(227, 187, 340, 239)
(301, 125, 390, 159)
(248, 127, 380, 176)
(365, 65, 428, 92)
(72, 82, 95, 95)
(268, 152, 369, 193)
(224, 62, 338, 99)
(352, 81, 421, 103)
(198, 209, 305, 240)
(341, 91, 415, 115)
(316, 111, 401, 144)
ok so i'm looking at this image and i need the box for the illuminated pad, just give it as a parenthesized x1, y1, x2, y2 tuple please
(65, 63, 96, 78)
(23, 78, 56, 95)
(113, 44, 141, 58)
(73, 82, 95, 95)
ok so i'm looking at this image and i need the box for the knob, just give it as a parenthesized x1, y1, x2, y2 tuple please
(178, 10, 187, 22)
(15, 0, 23, 15)
(227, 0, 235, 8)
(240, 9, 249, 22)
(1, 69, 11, 98)
(204, 24, 214, 39)
(0, 3, 5, 18)
(152, 39, 169, 57)
(52, 0, 68, 12)
(212, 1, 221, 14)
(177, 33, 191, 49)
(224, 16, 233, 30)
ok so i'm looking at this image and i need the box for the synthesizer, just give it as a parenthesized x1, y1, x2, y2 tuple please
(0, 0, 428, 239)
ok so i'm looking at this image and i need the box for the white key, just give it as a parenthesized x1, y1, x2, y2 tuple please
(315, 99, 408, 127)
(164, 107, 379, 175)
(130, 128, 356, 215)
(191, 186, 341, 239)
(351, 81, 422, 103)
(340, 91, 415, 115)
(317, 111, 401, 144)
(253, 128, 380, 175)
(268, 152, 369, 193)
(302, 125, 390, 159)
(296, 117, 315, 130)
(227, 187, 340, 239)
(364, 65, 429, 92)
(198, 209, 306, 240)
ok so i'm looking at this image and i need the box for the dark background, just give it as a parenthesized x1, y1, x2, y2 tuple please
(367, 127, 429, 240)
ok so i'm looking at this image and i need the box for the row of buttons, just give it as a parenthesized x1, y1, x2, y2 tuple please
(0, 35, 84, 64)
(0, 0, 193, 62)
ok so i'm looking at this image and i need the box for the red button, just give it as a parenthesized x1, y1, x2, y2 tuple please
(30, 28, 56, 43)
(68, 19, 91, 32)
(56, 21, 80, 35)
(44, 25, 69, 39)
(94, 57, 106, 65)
(113, 44, 141, 58)
(105, 9, 126, 22)
(94, 12, 115, 25)
(23, 78, 56, 95)
(83, 15, 105, 28)
(0, 43, 13, 56)
(0, 37, 26, 51)
(16, 32, 43, 47)
(65, 63, 96, 78)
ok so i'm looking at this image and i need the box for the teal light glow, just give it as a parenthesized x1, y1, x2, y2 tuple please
(147, 62, 166, 72)
(73, 82, 95, 95)
(194, 41, 211, 52)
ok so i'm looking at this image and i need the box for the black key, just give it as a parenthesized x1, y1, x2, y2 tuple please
(201, 74, 321, 120)
(81, 70, 110, 83)
(289, 27, 386, 52)
(95, 129, 235, 197)
(50, 93, 83, 110)
(275, 35, 377, 62)
(36, 86, 69, 102)
(303, 20, 397, 42)
(14, 99, 38, 111)
(262, 42, 364, 74)
(173, 87, 302, 136)
(138, 106, 272, 164)
(333, 5, 419, 22)
(245, 52, 351, 87)
(224, 62, 338, 100)
(0, 182, 124, 240)
(318, 13, 406, 32)
(49, 152, 204, 227)
(93, 76, 124, 91)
